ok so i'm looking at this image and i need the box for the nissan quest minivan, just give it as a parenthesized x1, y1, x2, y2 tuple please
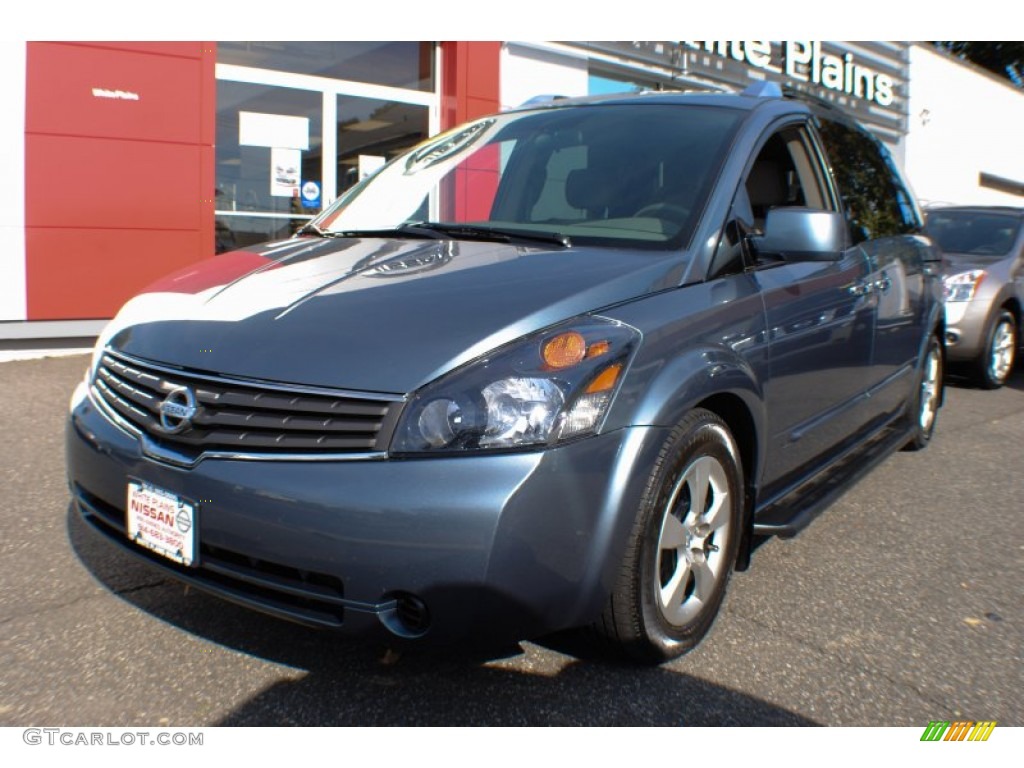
(67, 85, 944, 662)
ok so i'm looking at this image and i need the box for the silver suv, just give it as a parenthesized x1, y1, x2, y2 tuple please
(925, 207, 1024, 388)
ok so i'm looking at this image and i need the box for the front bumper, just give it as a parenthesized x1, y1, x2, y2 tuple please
(944, 299, 990, 361)
(67, 382, 663, 643)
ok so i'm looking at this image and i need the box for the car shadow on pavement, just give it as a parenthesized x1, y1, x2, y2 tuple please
(1002, 364, 1024, 392)
(943, 361, 1024, 391)
(67, 506, 815, 727)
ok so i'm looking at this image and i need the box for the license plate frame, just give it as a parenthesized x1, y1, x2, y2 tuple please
(126, 479, 197, 566)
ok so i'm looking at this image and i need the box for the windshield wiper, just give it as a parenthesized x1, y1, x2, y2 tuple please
(297, 222, 426, 239)
(410, 222, 571, 248)
(333, 225, 446, 240)
(314, 222, 571, 247)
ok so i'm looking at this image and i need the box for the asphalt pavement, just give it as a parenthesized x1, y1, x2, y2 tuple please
(0, 354, 1021, 726)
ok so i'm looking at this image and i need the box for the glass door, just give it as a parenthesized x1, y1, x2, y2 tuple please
(215, 81, 323, 251)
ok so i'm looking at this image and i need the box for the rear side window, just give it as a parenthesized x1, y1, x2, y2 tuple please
(817, 118, 921, 243)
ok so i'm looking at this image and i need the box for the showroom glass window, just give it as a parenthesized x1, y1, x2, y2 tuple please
(588, 72, 654, 95)
(335, 95, 429, 198)
(218, 42, 434, 91)
(215, 82, 323, 250)
(215, 42, 438, 252)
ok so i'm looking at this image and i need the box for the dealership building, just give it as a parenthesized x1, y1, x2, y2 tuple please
(2, 40, 1022, 341)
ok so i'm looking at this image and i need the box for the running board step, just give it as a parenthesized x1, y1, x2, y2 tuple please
(752, 422, 913, 538)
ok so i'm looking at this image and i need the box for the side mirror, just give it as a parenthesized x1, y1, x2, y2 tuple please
(751, 208, 845, 261)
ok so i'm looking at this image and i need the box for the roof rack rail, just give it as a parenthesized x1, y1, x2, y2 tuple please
(517, 94, 569, 108)
(779, 84, 843, 111)
(740, 81, 783, 99)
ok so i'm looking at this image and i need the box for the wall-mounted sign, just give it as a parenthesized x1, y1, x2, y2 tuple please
(684, 41, 894, 106)
(271, 147, 301, 197)
(300, 180, 321, 209)
(91, 88, 139, 101)
(240, 112, 309, 150)
(573, 42, 908, 147)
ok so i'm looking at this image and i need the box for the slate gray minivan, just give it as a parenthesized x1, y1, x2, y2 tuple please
(67, 85, 944, 661)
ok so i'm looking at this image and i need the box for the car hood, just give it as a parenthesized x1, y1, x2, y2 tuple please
(102, 236, 686, 393)
(940, 252, 1007, 274)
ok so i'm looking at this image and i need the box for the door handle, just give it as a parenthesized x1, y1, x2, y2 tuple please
(848, 282, 871, 296)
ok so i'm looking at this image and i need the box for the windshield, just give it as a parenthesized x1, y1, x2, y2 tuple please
(925, 211, 1022, 257)
(313, 103, 742, 249)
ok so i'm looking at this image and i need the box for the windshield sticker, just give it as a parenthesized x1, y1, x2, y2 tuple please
(404, 119, 494, 175)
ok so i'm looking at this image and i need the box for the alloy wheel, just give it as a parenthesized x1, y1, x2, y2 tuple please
(654, 455, 732, 627)
(919, 342, 942, 431)
(988, 319, 1016, 385)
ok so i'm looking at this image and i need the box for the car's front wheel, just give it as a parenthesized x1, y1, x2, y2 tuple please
(975, 309, 1017, 389)
(598, 409, 742, 662)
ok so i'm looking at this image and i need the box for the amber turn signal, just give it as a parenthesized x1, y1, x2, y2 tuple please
(542, 331, 587, 369)
(585, 363, 623, 394)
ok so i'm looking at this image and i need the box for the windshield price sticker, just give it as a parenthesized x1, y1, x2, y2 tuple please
(126, 480, 197, 566)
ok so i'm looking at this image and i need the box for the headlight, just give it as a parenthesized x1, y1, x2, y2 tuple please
(943, 269, 986, 302)
(391, 317, 640, 454)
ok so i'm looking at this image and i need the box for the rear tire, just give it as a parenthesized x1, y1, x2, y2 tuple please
(598, 409, 742, 663)
(903, 334, 943, 452)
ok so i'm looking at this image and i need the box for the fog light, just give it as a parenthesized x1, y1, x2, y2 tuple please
(378, 591, 431, 638)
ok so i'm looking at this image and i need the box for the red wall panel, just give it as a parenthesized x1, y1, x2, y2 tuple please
(440, 42, 501, 223)
(25, 41, 216, 321)
(440, 41, 501, 129)
(26, 229, 202, 320)
(72, 42, 205, 58)
(26, 135, 201, 230)
(27, 43, 204, 144)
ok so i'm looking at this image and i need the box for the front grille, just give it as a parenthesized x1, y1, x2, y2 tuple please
(92, 350, 401, 457)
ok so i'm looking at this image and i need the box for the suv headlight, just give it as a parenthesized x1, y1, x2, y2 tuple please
(943, 269, 986, 302)
(391, 317, 639, 454)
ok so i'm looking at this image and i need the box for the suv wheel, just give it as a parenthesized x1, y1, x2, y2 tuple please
(599, 409, 742, 662)
(976, 310, 1016, 389)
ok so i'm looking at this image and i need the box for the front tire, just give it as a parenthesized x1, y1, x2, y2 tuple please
(975, 310, 1016, 389)
(598, 409, 742, 663)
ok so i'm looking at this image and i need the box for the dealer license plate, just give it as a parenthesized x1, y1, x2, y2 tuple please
(126, 480, 197, 566)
